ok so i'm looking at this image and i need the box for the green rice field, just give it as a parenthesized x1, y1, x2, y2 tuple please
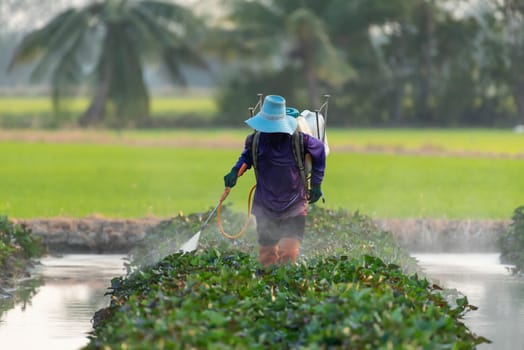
(0, 128, 522, 219)
(0, 96, 217, 128)
(0, 96, 217, 115)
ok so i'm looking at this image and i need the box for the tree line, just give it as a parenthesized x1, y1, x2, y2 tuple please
(6, 0, 524, 127)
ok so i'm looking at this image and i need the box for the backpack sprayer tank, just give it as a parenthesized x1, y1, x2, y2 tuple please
(295, 108, 330, 175)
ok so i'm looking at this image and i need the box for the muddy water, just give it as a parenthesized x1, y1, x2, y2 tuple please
(0, 255, 126, 350)
(413, 253, 524, 350)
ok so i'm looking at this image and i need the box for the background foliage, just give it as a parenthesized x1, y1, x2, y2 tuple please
(2, 0, 524, 127)
(0, 215, 45, 285)
(499, 205, 524, 274)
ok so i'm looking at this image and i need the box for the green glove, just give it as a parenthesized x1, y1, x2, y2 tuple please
(308, 184, 322, 204)
(224, 168, 238, 188)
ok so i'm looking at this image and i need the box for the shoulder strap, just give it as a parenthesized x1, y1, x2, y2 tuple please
(251, 131, 307, 191)
(251, 131, 260, 179)
(292, 131, 308, 191)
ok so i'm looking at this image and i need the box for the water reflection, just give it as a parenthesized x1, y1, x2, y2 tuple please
(0, 277, 43, 318)
(0, 254, 125, 350)
(414, 253, 524, 350)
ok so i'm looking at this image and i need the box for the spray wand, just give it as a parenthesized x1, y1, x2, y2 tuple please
(179, 163, 251, 252)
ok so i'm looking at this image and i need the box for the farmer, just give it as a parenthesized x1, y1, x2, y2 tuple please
(223, 94, 326, 266)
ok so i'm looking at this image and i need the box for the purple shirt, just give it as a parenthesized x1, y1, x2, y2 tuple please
(233, 132, 326, 219)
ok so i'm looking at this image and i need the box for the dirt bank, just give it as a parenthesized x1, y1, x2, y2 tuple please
(15, 217, 510, 254)
(1, 130, 523, 158)
(14, 217, 163, 253)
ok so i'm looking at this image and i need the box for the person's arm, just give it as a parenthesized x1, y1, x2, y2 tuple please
(304, 134, 326, 186)
(224, 134, 254, 188)
(304, 134, 326, 203)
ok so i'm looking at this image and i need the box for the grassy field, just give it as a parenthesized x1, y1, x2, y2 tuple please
(0, 96, 217, 128)
(0, 96, 217, 115)
(328, 128, 524, 156)
(0, 128, 522, 219)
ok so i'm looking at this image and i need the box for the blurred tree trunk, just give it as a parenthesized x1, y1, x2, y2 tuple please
(79, 76, 110, 126)
(417, 0, 435, 123)
(503, 0, 524, 124)
(302, 41, 321, 108)
(392, 80, 405, 124)
(511, 75, 524, 124)
(79, 36, 113, 127)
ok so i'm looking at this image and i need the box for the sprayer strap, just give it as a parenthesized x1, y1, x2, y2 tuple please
(291, 131, 308, 191)
(250, 131, 307, 192)
(251, 131, 260, 180)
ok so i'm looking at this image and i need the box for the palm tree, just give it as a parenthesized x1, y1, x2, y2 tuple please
(217, 0, 353, 107)
(8, 0, 208, 126)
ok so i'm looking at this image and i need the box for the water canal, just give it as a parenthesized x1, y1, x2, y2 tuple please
(0, 253, 523, 349)
(414, 253, 524, 350)
(0, 255, 126, 350)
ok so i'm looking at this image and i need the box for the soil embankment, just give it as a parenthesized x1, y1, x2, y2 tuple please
(14, 217, 510, 254)
(14, 217, 162, 253)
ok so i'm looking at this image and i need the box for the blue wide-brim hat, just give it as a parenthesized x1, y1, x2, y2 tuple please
(245, 95, 297, 135)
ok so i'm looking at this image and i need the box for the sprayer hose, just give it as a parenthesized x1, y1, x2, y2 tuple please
(217, 184, 256, 239)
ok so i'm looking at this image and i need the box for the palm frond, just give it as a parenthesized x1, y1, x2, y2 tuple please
(8, 8, 78, 70)
(138, 1, 195, 25)
(51, 29, 94, 116)
(30, 10, 91, 82)
(228, 0, 282, 30)
(220, 0, 286, 57)
(288, 8, 354, 86)
(130, 4, 209, 84)
(129, 6, 180, 51)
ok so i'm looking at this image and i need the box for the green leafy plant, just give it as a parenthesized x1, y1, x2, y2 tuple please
(86, 250, 489, 349)
(303, 207, 420, 273)
(0, 214, 46, 285)
(499, 205, 524, 274)
(86, 207, 489, 349)
(127, 206, 418, 273)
